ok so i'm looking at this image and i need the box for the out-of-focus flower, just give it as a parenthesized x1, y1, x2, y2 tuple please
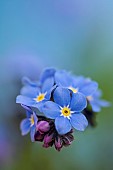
(55, 70, 98, 96)
(83, 89, 110, 127)
(20, 105, 38, 142)
(42, 87, 88, 135)
(87, 89, 110, 112)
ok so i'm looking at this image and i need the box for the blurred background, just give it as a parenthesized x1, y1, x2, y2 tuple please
(0, 0, 113, 170)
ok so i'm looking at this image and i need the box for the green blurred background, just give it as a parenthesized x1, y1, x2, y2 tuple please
(0, 1, 113, 170)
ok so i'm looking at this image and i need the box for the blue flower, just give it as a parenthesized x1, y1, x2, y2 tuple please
(55, 70, 98, 97)
(87, 89, 110, 112)
(16, 69, 56, 112)
(42, 87, 88, 135)
(20, 105, 38, 142)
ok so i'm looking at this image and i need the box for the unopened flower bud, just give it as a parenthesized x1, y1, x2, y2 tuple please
(43, 133, 53, 145)
(35, 131, 44, 142)
(54, 137, 63, 151)
(36, 121, 50, 134)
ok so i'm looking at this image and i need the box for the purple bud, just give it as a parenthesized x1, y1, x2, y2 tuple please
(34, 131, 44, 142)
(43, 143, 50, 148)
(54, 137, 63, 151)
(43, 140, 54, 148)
(43, 133, 53, 144)
(36, 121, 50, 134)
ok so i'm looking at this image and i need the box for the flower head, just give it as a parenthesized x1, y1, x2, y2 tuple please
(20, 105, 38, 142)
(16, 67, 110, 151)
(42, 87, 88, 135)
(82, 89, 110, 127)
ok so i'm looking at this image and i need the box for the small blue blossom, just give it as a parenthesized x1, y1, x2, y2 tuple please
(87, 89, 110, 112)
(16, 69, 56, 112)
(20, 105, 38, 142)
(55, 70, 98, 97)
(42, 87, 88, 135)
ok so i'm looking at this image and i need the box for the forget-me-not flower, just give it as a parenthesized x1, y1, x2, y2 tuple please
(42, 87, 88, 135)
(55, 70, 98, 97)
(16, 70, 55, 112)
(20, 105, 38, 142)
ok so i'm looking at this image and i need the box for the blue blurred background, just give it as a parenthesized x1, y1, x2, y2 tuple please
(0, 0, 113, 170)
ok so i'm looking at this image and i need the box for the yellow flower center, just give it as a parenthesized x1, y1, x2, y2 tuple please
(61, 107, 71, 117)
(35, 93, 45, 102)
(30, 115, 34, 126)
(69, 87, 78, 93)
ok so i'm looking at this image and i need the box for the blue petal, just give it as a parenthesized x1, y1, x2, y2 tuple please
(97, 100, 110, 107)
(79, 81, 98, 96)
(16, 95, 35, 106)
(17, 95, 44, 111)
(26, 111, 32, 118)
(42, 77, 54, 93)
(55, 70, 72, 87)
(92, 89, 102, 98)
(20, 86, 40, 98)
(30, 126, 36, 142)
(72, 76, 85, 88)
(45, 85, 57, 100)
(70, 92, 87, 112)
(33, 100, 47, 112)
(90, 99, 110, 112)
(22, 77, 39, 87)
(55, 116, 72, 135)
(53, 87, 71, 107)
(42, 101, 60, 119)
(70, 113, 88, 131)
(20, 118, 30, 135)
(89, 101, 101, 112)
(40, 68, 56, 83)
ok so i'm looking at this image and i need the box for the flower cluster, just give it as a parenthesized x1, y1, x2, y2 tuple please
(16, 68, 110, 151)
